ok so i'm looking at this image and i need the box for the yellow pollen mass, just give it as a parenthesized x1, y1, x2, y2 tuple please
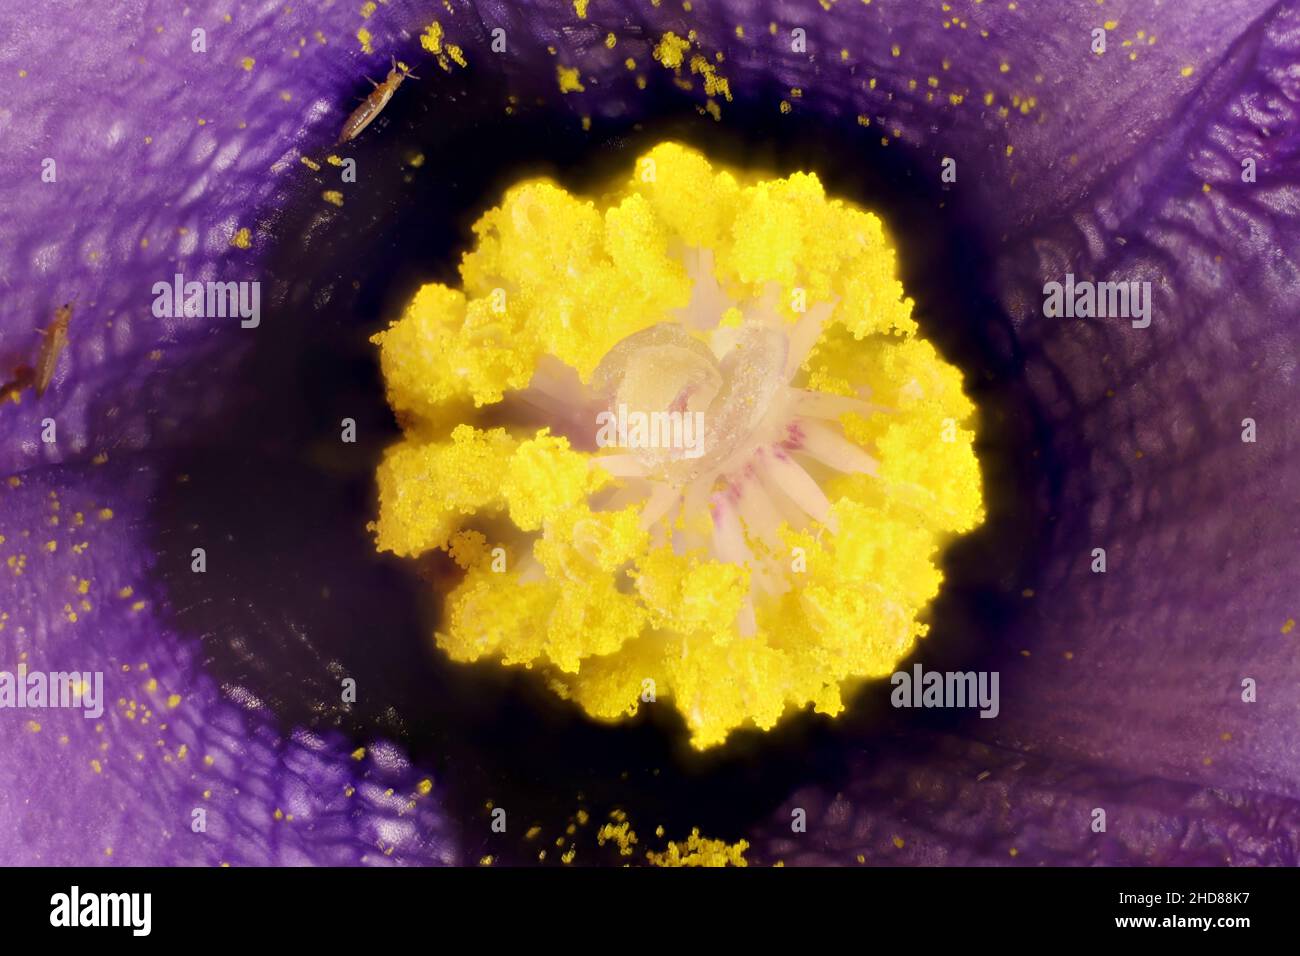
(647, 828, 749, 867)
(420, 22, 443, 55)
(653, 32, 691, 71)
(370, 142, 985, 749)
(556, 65, 585, 93)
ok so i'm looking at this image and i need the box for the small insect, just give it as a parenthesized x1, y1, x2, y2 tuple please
(337, 57, 418, 145)
(1, 303, 72, 403)
(35, 303, 73, 397)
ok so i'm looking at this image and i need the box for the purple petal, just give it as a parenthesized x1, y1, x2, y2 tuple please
(2, 0, 1296, 867)
(0, 461, 456, 864)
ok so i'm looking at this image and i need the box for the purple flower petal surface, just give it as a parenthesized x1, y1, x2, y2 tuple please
(0, 0, 1296, 866)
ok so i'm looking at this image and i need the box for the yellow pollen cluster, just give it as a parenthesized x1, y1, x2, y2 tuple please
(646, 828, 749, 867)
(371, 142, 984, 748)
